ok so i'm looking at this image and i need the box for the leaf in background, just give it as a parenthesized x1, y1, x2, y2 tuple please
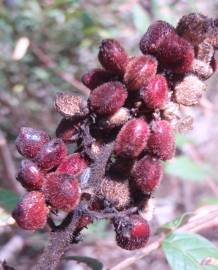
(175, 133, 192, 148)
(162, 232, 218, 270)
(132, 3, 150, 34)
(64, 256, 103, 270)
(199, 197, 218, 206)
(0, 188, 19, 211)
(161, 212, 193, 232)
(165, 156, 213, 181)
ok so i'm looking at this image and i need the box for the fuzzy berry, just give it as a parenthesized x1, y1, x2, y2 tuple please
(98, 107, 131, 130)
(124, 55, 157, 91)
(90, 81, 127, 115)
(81, 68, 118, 90)
(115, 118, 150, 158)
(98, 39, 128, 75)
(56, 118, 80, 143)
(147, 120, 175, 161)
(140, 20, 175, 55)
(113, 215, 150, 250)
(12, 192, 48, 230)
(56, 153, 87, 176)
(16, 160, 44, 191)
(35, 138, 67, 171)
(44, 173, 81, 211)
(100, 177, 130, 210)
(140, 74, 168, 109)
(16, 127, 50, 159)
(174, 74, 206, 106)
(131, 156, 163, 193)
(155, 34, 194, 74)
(176, 13, 210, 45)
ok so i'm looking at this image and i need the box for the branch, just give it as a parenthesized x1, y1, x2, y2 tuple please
(33, 208, 82, 270)
(110, 205, 218, 270)
(30, 43, 90, 97)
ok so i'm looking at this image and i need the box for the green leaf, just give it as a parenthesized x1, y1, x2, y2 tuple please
(0, 188, 19, 211)
(165, 156, 213, 181)
(132, 3, 150, 34)
(162, 232, 218, 270)
(64, 256, 103, 270)
(161, 212, 193, 231)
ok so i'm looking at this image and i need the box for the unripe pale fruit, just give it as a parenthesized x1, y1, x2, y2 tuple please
(57, 153, 87, 176)
(147, 120, 175, 161)
(113, 215, 150, 250)
(16, 160, 44, 191)
(131, 156, 163, 193)
(90, 81, 127, 115)
(81, 68, 118, 90)
(16, 127, 50, 159)
(56, 118, 80, 143)
(98, 107, 131, 130)
(55, 93, 89, 118)
(35, 138, 67, 171)
(124, 55, 157, 91)
(140, 20, 175, 55)
(100, 177, 130, 210)
(12, 192, 48, 230)
(140, 74, 168, 109)
(115, 118, 150, 158)
(98, 39, 128, 75)
(44, 173, 81, 211)
(174, 74, 206, 106)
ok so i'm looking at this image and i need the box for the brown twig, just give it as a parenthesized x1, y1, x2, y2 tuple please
(30, 43, 90, 97)
(33, 208, 81, 270)
(110, 205, 218, 270)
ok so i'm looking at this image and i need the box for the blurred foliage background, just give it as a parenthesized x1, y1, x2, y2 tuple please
(0, 1, 218, 269)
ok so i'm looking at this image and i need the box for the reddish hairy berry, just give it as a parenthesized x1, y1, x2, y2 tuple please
(90, 81, 127, 115)
(155, 34, 194, 74)
(57, 153, 87, 176)
(81, 68, 118, 90)
(176, 13, 210, 45)
(98, 39, 128, 75)
(113, 215, 150, 250)
(44, 173, 81, 211)
(140, 74, 168, 109)
(16, 127, 50, 159)
(56, 118, 80, 143)
(12, 192, 48, 230)
(115, 118, 150, 158)
(124, 55, 157, 91)
(140, 20, 175, 55)
(35, 138, 67, 171)
(16, 160, 44, 191)
(147, 120, 175, 160)
(131, 156, 163, 193)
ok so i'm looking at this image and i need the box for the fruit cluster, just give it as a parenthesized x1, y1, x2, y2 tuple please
(12, 13, 217, 250)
